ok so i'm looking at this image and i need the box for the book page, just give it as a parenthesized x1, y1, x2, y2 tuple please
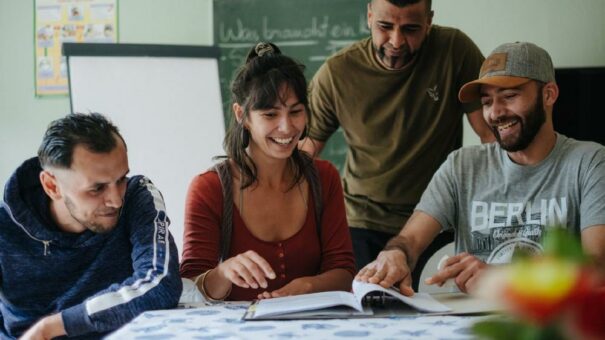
(430, 292, 503, 315)
(252, 305, 374, 320)
(250, 291, 362, 318)
(352, 281, 451, 313)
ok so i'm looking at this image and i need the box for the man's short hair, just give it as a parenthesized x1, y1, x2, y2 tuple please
(375, 0, 432, 11)
(38, 112, 124, 169)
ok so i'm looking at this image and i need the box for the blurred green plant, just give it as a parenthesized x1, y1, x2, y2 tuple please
(540, 227, 588, 263)
(473, 319, 565, 340)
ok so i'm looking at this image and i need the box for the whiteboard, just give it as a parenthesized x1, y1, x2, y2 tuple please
(66, 43, 225, 258)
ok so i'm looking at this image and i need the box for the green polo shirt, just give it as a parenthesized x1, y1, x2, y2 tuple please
(308, 25, 484, 234)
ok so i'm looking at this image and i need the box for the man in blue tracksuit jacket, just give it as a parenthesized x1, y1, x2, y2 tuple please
(0, 113, 182, 339)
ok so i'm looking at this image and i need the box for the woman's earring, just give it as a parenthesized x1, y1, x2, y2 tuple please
(300, 126, 307, 140)
(241, 127, 250, 148)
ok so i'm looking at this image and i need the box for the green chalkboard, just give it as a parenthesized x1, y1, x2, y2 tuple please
(213, 0, 369, 173)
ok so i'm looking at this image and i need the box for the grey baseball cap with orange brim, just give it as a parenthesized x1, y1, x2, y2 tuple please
(458, 42, 555, 103)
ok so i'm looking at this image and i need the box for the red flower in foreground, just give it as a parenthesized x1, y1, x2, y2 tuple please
(569, 287, 605, 340)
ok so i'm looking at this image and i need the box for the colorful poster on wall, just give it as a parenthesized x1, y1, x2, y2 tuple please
(35, 0, 118, 96)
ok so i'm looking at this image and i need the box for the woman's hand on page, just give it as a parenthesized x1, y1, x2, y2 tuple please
(425, 252, 487, 293)
(257, 277, 313, 299)
(355, 249, 414, 296)
(217, 250, 276, 289)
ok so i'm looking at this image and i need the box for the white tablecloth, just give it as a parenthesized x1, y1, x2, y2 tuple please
(107, 302, 484, 339)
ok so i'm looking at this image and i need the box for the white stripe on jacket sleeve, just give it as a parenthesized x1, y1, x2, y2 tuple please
(84, 179, 171, 315)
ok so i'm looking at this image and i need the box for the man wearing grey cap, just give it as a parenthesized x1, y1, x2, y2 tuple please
(356, 42, 605, 295)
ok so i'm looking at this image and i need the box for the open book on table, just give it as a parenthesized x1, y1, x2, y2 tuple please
(243, 280, 452, 320)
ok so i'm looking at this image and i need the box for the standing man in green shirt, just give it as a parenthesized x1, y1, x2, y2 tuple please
(301, 0, 494, 269)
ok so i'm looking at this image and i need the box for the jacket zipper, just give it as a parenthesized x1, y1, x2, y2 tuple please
(42, 240, 52, 255)
(2, 201, 52, 256)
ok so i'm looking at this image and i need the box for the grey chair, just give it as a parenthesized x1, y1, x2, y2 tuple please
(411, 230, 454, 292)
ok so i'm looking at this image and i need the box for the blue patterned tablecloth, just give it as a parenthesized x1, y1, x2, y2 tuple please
(107, 302, 484, 339)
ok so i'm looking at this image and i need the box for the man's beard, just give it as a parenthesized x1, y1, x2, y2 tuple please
(492, 92, 546, 152)
(375, 44, 414, 69)
(64, 196, 119, 234)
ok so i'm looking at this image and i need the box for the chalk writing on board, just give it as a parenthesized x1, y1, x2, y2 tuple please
(214, 0, 369, 172)
(218, 16, 368, 62)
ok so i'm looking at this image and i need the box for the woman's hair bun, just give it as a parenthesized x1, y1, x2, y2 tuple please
(246, 42, 282, 62)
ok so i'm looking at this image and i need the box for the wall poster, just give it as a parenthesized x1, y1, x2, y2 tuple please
(34, 0, 118, 96)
